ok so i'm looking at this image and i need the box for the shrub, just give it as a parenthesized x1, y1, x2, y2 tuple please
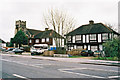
(103, 37, 120, 58)
(51, 47, 66, 54)
(23, 46, 30, 52)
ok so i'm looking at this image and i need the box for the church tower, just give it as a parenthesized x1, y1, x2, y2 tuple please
(15, 20, 26, 35)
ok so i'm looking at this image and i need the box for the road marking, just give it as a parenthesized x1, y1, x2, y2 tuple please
(13, 74, 27, 79)
(108, 76, 120, 78)
(59, 69, 105, 78)
(34, 64, 52, 65)
(58, 67, 118, 78)
(1, 59, 43, 68)
(59, 67, 118, 72)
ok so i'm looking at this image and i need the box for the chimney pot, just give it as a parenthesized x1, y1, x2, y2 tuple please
(89, 20, 94, 24)
(45, 28, 49, 31)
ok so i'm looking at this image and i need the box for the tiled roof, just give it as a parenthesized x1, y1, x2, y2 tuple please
(66, 23, 119, 36)
(35, 30, 64, 38)
(0, 38, 6, 43)
(26, 28, 64, 39)
(27, 28, 42, 35)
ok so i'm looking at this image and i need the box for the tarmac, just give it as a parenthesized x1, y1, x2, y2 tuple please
(1, 52, 120, 67)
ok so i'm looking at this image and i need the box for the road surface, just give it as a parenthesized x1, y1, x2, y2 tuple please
(1, 54, 119, 80)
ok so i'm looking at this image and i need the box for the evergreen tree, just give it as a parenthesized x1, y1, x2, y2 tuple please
(14, 30, 28, 48)
(8, 38, 14, 47)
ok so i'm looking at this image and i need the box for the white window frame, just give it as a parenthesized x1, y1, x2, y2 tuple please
(46, 38, 49, 42)
(76, 35, 81, 40)
(114, 34, 118, 38)
(77, 46, 83, 49)
(102, 33, 108, 40)
(42, 38, 45, 42)
(72, 36, 75, 43)
(29, 39, 32, 43)
(67, 36, 71, 42)
(91, 46, 98, 51)
(90, 34, 96, 40)
(35, 39, 39, 43)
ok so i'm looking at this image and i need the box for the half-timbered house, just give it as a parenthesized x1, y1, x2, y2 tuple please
(65, 20, 119, 51)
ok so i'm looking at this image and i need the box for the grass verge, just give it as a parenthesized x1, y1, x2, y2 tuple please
(93, 57, 119, 61)
(69, 55, 90, 58)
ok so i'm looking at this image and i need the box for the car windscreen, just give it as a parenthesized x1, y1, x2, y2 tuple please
(82, 50, 88, 52)
(34, 46, 42, 48)
(34, 46, 47, 49)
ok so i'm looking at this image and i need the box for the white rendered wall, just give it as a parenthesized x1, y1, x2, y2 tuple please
(86, 35, 89, 43)
(84, 45, 87, 49)
(72, 36, 75, 43)
(62, 39, 64, 47)
(52, 38, 64, 47)
(74, 45, 76, 49)
(83, 35, 85, 43)
(98, 34, 101, 42)
(52, 38, 56, 47)
(88, 45, 90, 50)
(99, 45, 103, 50)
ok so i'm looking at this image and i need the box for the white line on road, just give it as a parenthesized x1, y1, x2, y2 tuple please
(59, 69, 105, 78)
(108, 76, 120, 78)
(59, 67, 118, 72)
(58, 67, 118, 78)
(13, 74, 31, 80)
(13, 74, 27, 79)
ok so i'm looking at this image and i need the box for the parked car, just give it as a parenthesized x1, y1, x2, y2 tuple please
(81, 50, 94, 56)
(30, 44, 48, 55)
(94, 50, 102, 57)
(5, 48, 15, 52)
(0, 47, 6, 51)
(12, 48, 24, 53)
(20, 47, 24, 50)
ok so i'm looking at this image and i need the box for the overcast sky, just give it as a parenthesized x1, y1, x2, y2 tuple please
(0, 0, 119, 42)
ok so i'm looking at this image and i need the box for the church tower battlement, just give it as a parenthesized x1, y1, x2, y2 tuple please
(15, 20, 26, 35)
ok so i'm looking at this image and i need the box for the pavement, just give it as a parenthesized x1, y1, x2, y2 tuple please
(1, 52, 120, 67)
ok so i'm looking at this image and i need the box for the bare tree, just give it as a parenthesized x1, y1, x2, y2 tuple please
(105, 23, 117, 31)
(43, 8, 76, 47)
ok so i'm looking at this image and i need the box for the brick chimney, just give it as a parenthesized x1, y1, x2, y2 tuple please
(89, 20, 94, 24)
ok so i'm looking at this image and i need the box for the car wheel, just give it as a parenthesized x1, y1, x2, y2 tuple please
(31, 53, 34, 55)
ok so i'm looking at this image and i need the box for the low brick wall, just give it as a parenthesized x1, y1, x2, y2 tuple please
(43, 51, 54, 56)
(53, 54, 69, 58)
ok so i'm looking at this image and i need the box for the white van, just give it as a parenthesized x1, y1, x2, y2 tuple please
(30, 44, 48, 55)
